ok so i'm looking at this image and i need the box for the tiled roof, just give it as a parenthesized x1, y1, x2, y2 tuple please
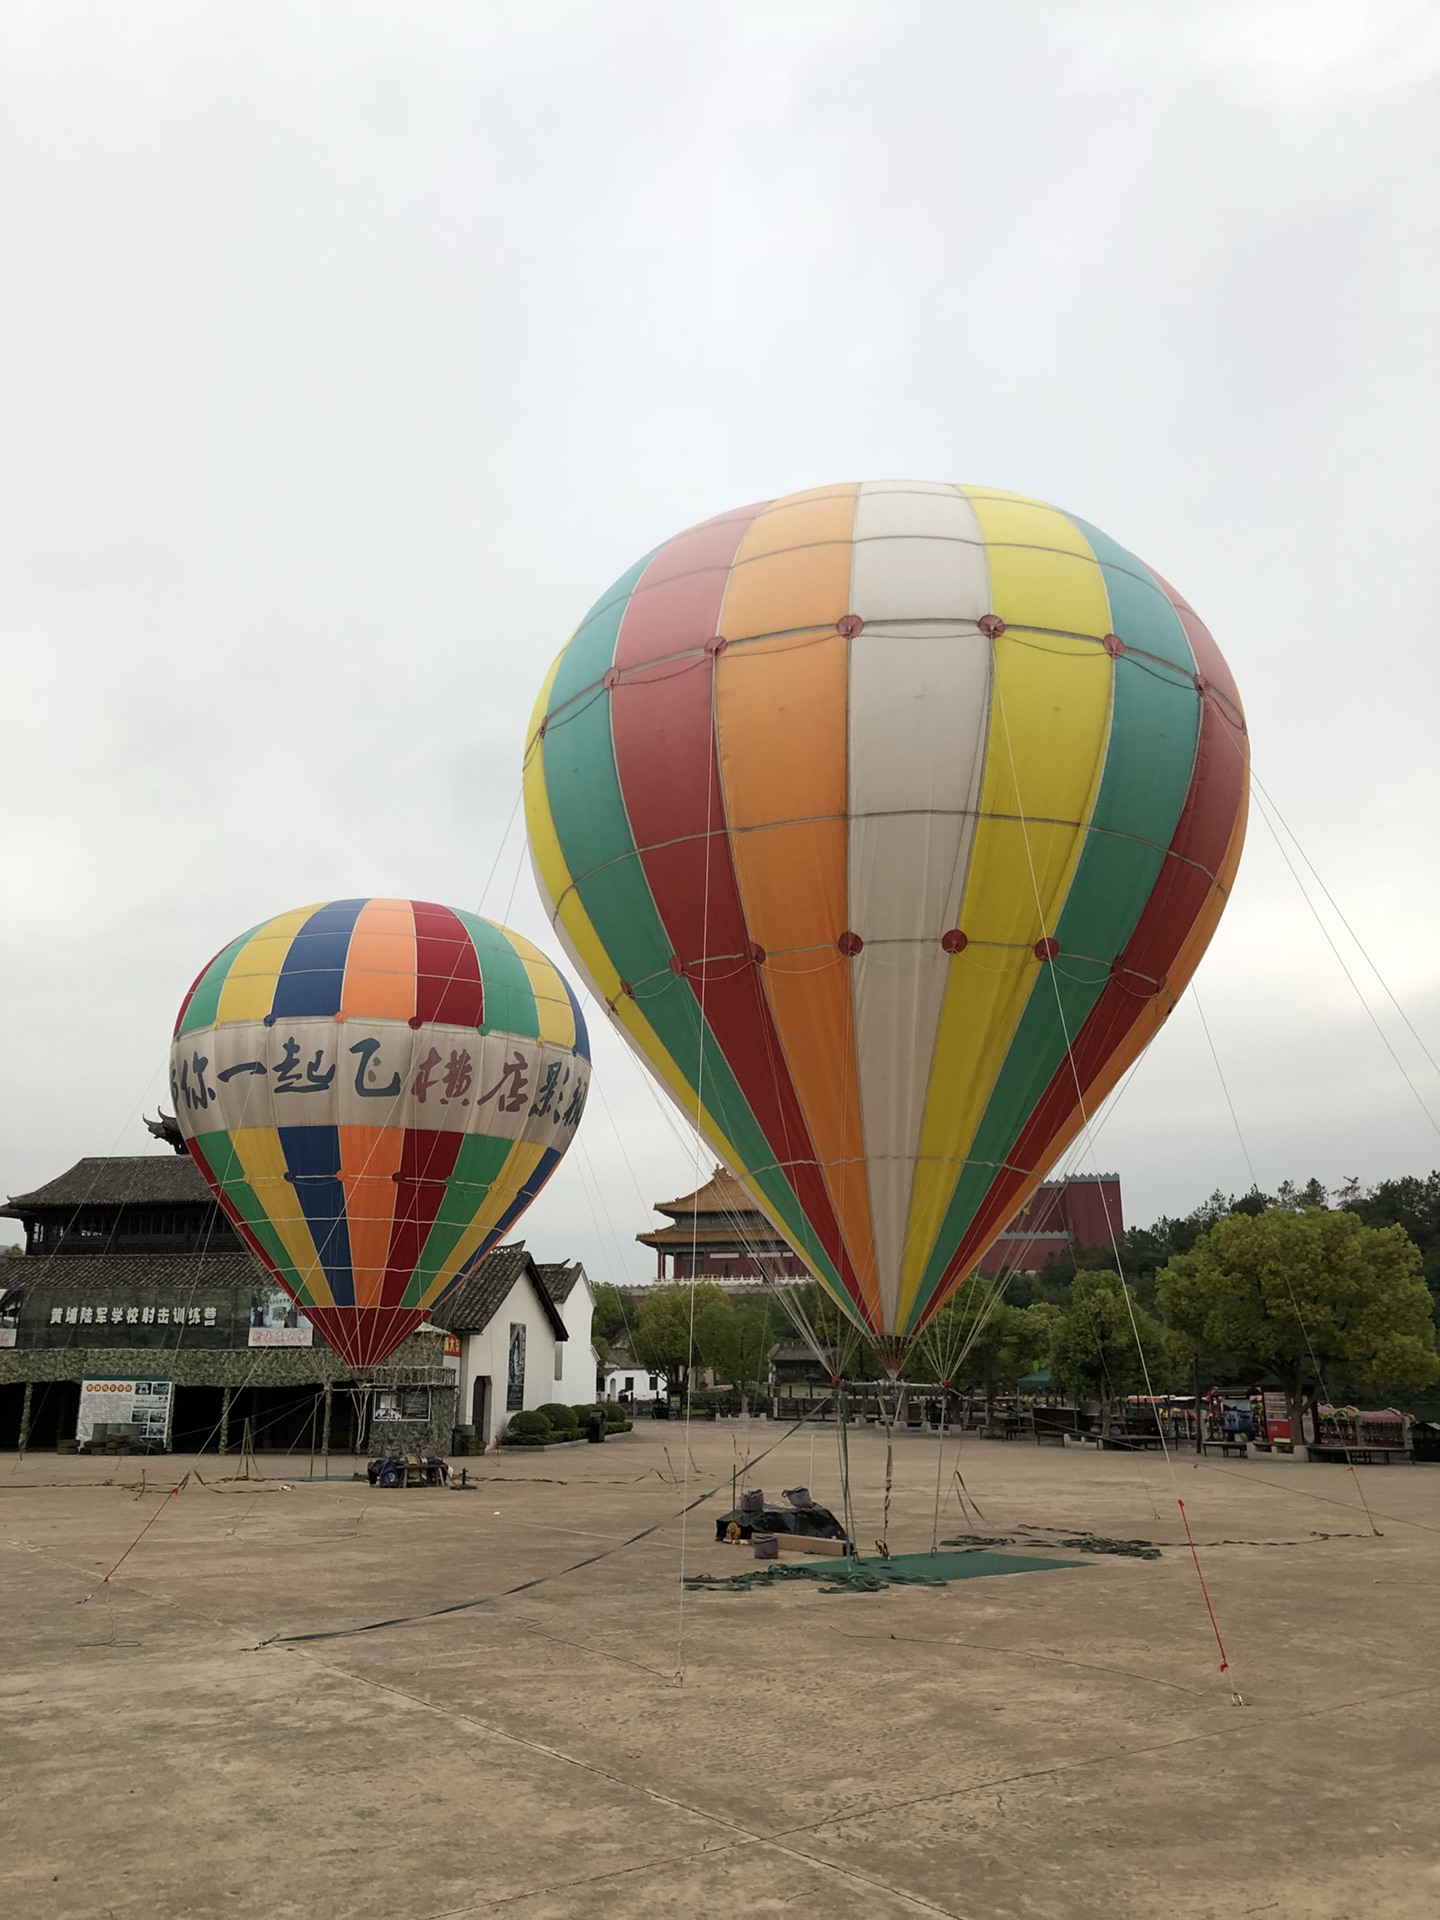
(650, 1166, 761, 1219)
(536, 1260, 586, 1306)
(637, 1221, 790, 1249)
(429, 1244, 568, 1341)
(4, 1157, 214, 1214)
(0, 1252, 266, 1297)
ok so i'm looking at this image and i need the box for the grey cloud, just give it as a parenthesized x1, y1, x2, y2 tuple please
(3, 2, 1437, 1263)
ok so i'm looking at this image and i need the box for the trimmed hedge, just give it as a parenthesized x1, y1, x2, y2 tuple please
(507, 1409, 551, 1438)
(500, 1406, 586, 1447)
(536, 1402, 580, 1431)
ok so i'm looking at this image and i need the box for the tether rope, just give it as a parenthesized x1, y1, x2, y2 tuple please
(1190, 986, 1383, 1537)
(993, 657, 1233, 1680)
(256, 1400, 833, 1650)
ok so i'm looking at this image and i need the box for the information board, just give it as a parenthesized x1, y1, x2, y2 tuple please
(77, 1378, 173, 1449)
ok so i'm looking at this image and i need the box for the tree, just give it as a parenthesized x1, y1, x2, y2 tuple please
(627, 1282, 732, 1399)
(703, 1295, 781, 1409)
(1155, 1206, 1439, 1445)
(589, 1282, 634, 1364)
(1276, 1178, 1329, 1211)
(768, 1280, 880, 1378)
(1228, 1186, 1275, 1218)
(907, 1289, 1057, 1424)
(971, 1302, 1057, 1422)
(1050, 1269, 1180, 1434)
(1349, 1172, 1440, 1301)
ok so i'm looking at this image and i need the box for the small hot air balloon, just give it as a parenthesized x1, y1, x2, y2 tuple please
(524, 483, 1247, 1364)
(170, 898, 590, 1370)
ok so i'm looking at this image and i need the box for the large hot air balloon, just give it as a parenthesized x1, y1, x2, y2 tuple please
(524, 483, 1247, 1362)
(170, 899, 590, 1370)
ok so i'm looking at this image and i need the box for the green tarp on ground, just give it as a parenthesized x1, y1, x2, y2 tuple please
(685, 1548, 1087, 1595)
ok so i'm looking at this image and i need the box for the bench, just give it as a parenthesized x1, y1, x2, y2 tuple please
(1201, 1438, 1248, 1458)
(1098, 1433, 1166, 1451)
(1309, 1444, 1412, 1466)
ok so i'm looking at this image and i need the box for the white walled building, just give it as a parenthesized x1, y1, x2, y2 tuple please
(431, 1243, 587, 1448)
(535, 1259, 600, 1404)
(601, 1350, 665, 1404)
(434, 1245, 564, 1447)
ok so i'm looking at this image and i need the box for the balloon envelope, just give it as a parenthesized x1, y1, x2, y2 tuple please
(524, 482, 1247, 1354)
(171, 898, 590, 1370)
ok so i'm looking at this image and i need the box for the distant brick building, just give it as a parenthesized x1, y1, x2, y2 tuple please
(978, 1173, 1123, 1274)
(636, 1165, 1122, 1287)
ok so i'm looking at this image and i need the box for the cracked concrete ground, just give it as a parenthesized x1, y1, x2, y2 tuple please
(2, 1420, 1437, 1919)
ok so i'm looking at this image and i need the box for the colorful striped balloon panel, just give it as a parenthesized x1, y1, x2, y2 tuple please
(524, 483, 1247, 1351)
(170, 899, 590, 1370)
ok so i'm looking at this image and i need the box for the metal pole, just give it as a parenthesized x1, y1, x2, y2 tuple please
(836, 1379, 857, 1554)
(17, 1380, 33, 1453)
(321, 1381, 333, 1461)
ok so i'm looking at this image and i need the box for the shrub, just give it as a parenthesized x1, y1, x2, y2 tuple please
(507, 1409, 551, 1438)
(501, 1407, 587, 1446)
(601, 1403, 629, 1427)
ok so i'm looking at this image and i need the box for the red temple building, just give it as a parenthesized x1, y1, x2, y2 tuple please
(637, 1168, 810, 1284)
(977, 1173, 1123, 1273)
(637, 1168, 1122, 1284)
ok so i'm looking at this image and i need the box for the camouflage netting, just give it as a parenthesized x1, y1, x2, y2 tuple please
(944, 1529, 1163, 1562)
(685, 1548, 1086, 1595)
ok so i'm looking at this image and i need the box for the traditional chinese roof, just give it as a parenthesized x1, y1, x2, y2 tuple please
(649, 1166, 764, 1220)
(637, 1220, 792, 1250)
(536, 1260, 587, 1306)
(143, 1112, 188, 1153)
(2, 1156, 214, 1215)
(428, 1243, 568, 1341)
(0, 1251, 266, 1298)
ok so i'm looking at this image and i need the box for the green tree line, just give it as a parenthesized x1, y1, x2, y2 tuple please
(591, 1171, 1440, 1432)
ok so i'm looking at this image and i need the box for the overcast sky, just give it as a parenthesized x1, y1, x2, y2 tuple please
(3, 2, 1438, 1276)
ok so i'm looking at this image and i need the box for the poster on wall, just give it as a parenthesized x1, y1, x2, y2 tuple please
(1219, 1395, 1254, 1437)
(247, 1288, 314, 1348)
(0, 1293, 18, 1348)
(77, 1378, 172, 1449)
(506, 1322, 526, 1410)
